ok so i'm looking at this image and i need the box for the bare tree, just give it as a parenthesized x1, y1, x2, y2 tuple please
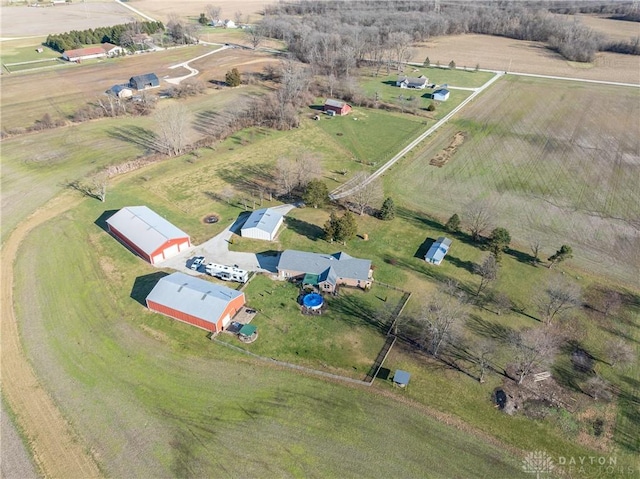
(605, 339, 635, 368)
(275, 156, 296, 197)
(96, 95, 127, 118)
(234, 10, 243, 25)
(529, 237, 542, 265)
(415, 292, 467, 358)
(346, 173, 383, 216)
(584, 376, 613, 401)
(536, 277, 582, 325)
(474, 254, 498, 297)
(155, 104, 190, 156)
(388, 31, 412, 71)
(509, 328, 559, 385)
(219, 186, 235, 205)
(294, 150, 322, 189)
(206, 4, 221, 24)
(463, 199, 493, 241)
(471, 338, 495, 383)
(246, 25, 264, 49)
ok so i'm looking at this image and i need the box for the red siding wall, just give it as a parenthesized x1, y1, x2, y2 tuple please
(108, 225, 151, 263)
(146, 293, 246, 333)
(150, 236, 191, 261)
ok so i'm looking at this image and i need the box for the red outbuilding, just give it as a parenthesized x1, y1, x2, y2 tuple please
(323, 98, 352, 116)
(106, 206, 191, 265)
(146, 272, 246, 333)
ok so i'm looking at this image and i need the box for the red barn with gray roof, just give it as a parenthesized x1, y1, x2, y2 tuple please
(106, 206, 190, 264)
(323, 99, 352, 116)
(146, 272, 245, 333)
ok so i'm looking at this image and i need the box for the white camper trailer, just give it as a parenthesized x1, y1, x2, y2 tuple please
(205, 263, 249, 283)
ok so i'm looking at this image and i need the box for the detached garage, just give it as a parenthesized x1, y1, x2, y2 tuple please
(240, 207, 284, 241)
(106, 206, 191, 265)
(146, 272, 246, 333)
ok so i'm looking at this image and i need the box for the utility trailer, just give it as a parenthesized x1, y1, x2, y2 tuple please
(205, 263, 248, 283)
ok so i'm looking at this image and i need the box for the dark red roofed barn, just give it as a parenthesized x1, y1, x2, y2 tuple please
(323, 98, 352, 116)
(106, 206, 191, 265)
(146, 272, 246, 333)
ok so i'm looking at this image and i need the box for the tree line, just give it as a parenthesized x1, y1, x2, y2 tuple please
(261, 0, 638, 68)
(45, 21, 164, 53)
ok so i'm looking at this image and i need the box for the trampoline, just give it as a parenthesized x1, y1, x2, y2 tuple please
(302, 293, 324, 310)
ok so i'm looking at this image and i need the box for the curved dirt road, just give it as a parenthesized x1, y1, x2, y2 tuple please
(1, 192, 102, 479)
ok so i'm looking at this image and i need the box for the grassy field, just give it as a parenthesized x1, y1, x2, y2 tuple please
(388, 74, 640, 286)
(217, 275, 405, 379)
(12, 194, 532, 478)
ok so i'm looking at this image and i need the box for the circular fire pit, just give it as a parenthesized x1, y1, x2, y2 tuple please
(203, 214, 219, 224)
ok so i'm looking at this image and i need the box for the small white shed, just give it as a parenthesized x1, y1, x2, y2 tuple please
(240, 207, 284, 241)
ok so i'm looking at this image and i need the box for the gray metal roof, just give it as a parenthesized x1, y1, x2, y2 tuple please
(278, 250, 371, 284)
(106, 206, 189, 255)
(324, 98, 347, 108)
(146, 272, 243, 324)
(425, 236, 452, 264)
(129, 73, 159, 86)
(433, 88, 450, 95)
(240, 208, 284, 235)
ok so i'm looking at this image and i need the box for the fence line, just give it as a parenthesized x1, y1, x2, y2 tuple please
(212, 338, 372, 386)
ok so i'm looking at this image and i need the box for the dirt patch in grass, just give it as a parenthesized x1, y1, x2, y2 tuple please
(430, 131, 465, 167)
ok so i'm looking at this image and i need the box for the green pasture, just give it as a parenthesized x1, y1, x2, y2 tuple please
(387, 75, 640, 286)
(313, 106, 426, 167)
(13, 194, 531, 478)
(0, 38, 57, 65)
(217, 275, 406, 378)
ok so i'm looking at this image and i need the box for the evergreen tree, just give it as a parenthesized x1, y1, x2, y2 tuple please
(225, 68, 242, 87)
(489, 227, 511, 261)
(424, 56, 430, 67)
(548, 245, 573, 268)
(449, 60, 456, 69)
(323, 211, 339, 242)
(445, 213, 460, 232)
(379, 197, 396, 220)
(335, 211, 357, 243)
(303, 179, 329, 208)
(199, 13, 209, 25)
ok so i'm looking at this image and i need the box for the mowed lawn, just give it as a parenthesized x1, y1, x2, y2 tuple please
(13, 195, 531, 479)
(388, 75, 640, 286)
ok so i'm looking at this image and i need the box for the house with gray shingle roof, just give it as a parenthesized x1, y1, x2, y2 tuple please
(396, 75, 428, 89)
(277, 250, 373, 292)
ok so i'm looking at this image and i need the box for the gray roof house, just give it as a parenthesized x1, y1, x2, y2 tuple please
(106, 206, 191, 264)
(396, 75, 428, 89)
(145, 272, 245, 333)
(277, 250, 372, 292)
(129, 73, 160, 90)
(240, 207, 285, 241)
(425, 237, 452, 265)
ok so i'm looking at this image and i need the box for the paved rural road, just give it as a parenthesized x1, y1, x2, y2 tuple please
(161, 204, 297, 274)
(330, 71, 504, 200)
(165, 45, 231, 85)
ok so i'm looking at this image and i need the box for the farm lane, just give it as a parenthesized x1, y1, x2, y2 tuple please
(165, 45, 231, 85)
(0, 192, 102, 479)
(114, 0, 156, 22)
(160, 204, 297, 274)
(330, 71, 505, 200)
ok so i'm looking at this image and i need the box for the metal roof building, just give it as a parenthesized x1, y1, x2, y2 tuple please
(424, 237, 452, 265)
(323, 98, 352, 116)
(146, 272, 245, 333)
(129, 73, 160, 90)
(62, 46, 107, 62)
(106, 206, 191, 265)
(277, 250, 372, 292)
(432, 88, 450, 101)
(240, 207, 285, 241)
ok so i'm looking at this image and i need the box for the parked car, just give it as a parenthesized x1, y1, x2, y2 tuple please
(190, 256, 205, 270)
